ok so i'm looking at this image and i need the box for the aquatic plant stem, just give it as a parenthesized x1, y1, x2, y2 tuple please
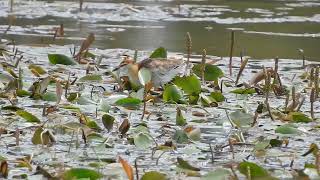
(141, 87, 147, 121)
(201, 49, 206, 84)
(264, 68, 275, 121)
(209, 143, 214, 164)
(235, 57, 249, 85)
(315, 66, 319, 98)
(185, 32, 192, 76)
(79, 0, 83, 12)
(229, 30, 235, 76)
(310, 87, 315, 120)
(309, 68, 314, 87)
(134, 158, 139, 180)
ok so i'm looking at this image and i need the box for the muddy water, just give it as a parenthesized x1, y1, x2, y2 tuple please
(0, 0, 320, 60)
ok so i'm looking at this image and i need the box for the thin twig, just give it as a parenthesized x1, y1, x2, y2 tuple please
(229, 30, 235, 76)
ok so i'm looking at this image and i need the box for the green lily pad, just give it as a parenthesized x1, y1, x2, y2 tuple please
(16, 110, 40, 123)
(141, 171, 167, 180)
(229, 110, 254, 129)
(16, 89, 32, 97)
(138, 67, 152, 86)
(32, 127, 54, 145)
(238, 162, 269, 178)
(149, 47, 167, 58)
(102, 114, 115, 132)
(163, 85, 185, 103)
(42, 92, 57, 102)
(287, 112, 312, 123)
(192, 64, 223, 81)
(176, 107, 187, 126)
(28, 64, 47, 75)
(202, 168, 231, 180)
(115, 97, 141, 109)
(275, 124, 299, 134)
(79, 74, 102, 82)
(134, 133, 152, 149)
(48, 54, 76, 65)
(173, 130, 189, 144)
(230, 88, 256, 95)
(62, 168, 103, 180)
(177, 157, 200, 171)
(173, 74, 201, 95)
(210, 91, 225, 102)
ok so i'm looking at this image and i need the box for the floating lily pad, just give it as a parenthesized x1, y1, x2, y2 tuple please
(149, 47, 167, 58)
(210, 91, 225, 102)
(202, 168, 231, 180)
(173, 130, 189, 144)
(16, 110, 40, 123)
(238, 162, 269, 178)
(231, 88, 256, 94)
(138, 67, 152, 86)
(79, 74, 102, 82)
(134, 133, 152, 149)
(62, 168, 103, 180)
(102, 114, 115, 132)
(275, 124, 299, 134)
(163, 85, 185, 103)
(173, 74, 201, 95)
(48, 54, 76, 65)
(287, 112, 312, 123)
(192, 64, 223, 81)
(115, 97, 141, 109)
(141, 171, 167, 180)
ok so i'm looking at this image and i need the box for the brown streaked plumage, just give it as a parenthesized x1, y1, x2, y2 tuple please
(114, 58, 185, 87)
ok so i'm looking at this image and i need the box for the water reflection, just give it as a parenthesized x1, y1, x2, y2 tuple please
(0, 0, 319, 60)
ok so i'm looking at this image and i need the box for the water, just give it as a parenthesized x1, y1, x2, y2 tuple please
(0, 0, 320, 60)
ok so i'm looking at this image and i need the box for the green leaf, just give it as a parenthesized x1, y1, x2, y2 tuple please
(102, 114, 115, 132)
(134, 133, 152, 149)
(48, 54, 76, 65)
(62, 168, 103, 180)
(42, 92, 57, 102)
(270, 139, 283, 147)
(230, 88, 256, 95)
(177, 157, 200, 171)
(141, 171, 167, 180)
(16, 110, 40, 123)
(163, 85, 185, 103)
(238, 162, 269, 178)
(79, 74, 102, 82)
(173, 130, 189, 144)
(202, 168, 231, 180)
(99, 99, 111, 113)
(275, 124, 299, 134)
(1, 105, 22, 111)
(149, 47, 167, 58)
(31, 127, 54, 145)
(173, 74, 201, 95)
(138, 67, 152, 86)
(199, 93, 217, 107)
(287, 112, 312, 123)
(115, 97, 141, 109)
(192, 64, 223, 81)
(229, 110, 254, 129)
(210, 92, 225, 102)
(86, 120, 102, 131)
(16, 89, 31, 97)
(176, 107, 187, 126)
(28, 64, 47, 75)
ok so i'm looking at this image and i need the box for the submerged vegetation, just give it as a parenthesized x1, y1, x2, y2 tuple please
(0, 0, 320, 179)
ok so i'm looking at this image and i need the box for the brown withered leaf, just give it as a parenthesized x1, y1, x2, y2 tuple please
(0, 160, 8, 178)
(249, 68, 274, 86)
(119, 119, 130, 136)
(119, 156, 134, 180)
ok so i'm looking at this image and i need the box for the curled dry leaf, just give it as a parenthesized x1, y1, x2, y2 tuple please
(249, 68, 274, 86)
(119, 156, 134, 180)
(0, 160, 8, 178)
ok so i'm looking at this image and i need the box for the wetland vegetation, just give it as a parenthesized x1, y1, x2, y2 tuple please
(0, 0, 320, 179)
